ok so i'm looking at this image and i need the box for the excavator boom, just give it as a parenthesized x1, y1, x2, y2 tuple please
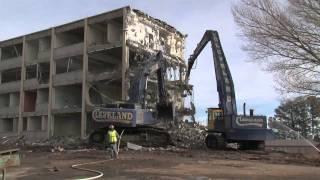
(186, 30, 237, 116)
(129, 51, 170, 108)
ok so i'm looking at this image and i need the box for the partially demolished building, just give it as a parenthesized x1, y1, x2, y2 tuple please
(0, 6, 187, 140)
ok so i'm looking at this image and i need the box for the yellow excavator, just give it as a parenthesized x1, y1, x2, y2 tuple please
(186, 30, 274, 149)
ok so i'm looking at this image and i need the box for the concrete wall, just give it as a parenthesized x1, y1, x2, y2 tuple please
(88, 23, 108, 45)
(53, 71, 83, 86)
(9, 92, 20, 107)
(54, 43, 83, 60)
(107, 22, 122, 43)
(25, 36, 51, 63)
(0, 81, 20, 94)
(21, 115, 47, 140)
(24, 79, 49, 90)
(0, 118, 13, 132)
(54, 85, 82, 109)
(36, 88, 49, 106)
(26, 40, 39, 61)
(95, 83, 121, 103)
(27, 116, 42, 131)
(41, 116, 48, 131)
(0, 94, 9, 108)
(0, 107, 19, 117)
(55, 29, 84, 48)
(54, 113, 81, 136)
(38, 37, 51, 52)
(37, 50, 50, 62)
(0, 118, 17, 132)
(0, 56, 22, 71)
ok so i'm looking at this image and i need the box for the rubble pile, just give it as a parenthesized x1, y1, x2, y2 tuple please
(1, 135, 87, 151)
(123, 143, 186, 153)
(28, 136, 87, 150)
(168, 121, 207, 149)
(0, 135, 25, 149)
(143, 145, 186, 153)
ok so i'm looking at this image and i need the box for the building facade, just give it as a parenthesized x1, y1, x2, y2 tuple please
(0, 7, 186, 140)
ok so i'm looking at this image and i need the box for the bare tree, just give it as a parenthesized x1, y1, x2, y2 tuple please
(232, 0, 320, 96)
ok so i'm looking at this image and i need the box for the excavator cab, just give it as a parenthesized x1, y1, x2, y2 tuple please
(207, 108, 223, 129)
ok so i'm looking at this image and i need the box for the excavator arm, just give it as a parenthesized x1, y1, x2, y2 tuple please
(129, 51, 170, 108)
(186, 30, 237, 117)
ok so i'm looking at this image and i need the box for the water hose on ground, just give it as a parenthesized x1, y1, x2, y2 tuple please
(71, 130, 125, 180)
(71, 159, 110, 180)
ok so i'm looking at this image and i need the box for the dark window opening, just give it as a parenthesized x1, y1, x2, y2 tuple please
(56, 56, 83, 74)
(24, 91, 37, 112)
(1, 44, 23, 60)
(1, 68, 21, 83)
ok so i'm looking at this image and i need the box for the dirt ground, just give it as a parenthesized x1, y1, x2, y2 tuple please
(4, 147, 320, 180)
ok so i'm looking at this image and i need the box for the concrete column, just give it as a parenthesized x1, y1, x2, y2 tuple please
(121, 8, 129, 101)
(18, 37, 26, 135)
(41, 116, 48, 131)
(81, 19, 88, 139)
(13, 118, 18, 133)
(48, 28, 56, 137)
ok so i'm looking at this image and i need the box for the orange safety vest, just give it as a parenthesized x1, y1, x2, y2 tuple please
(108, 130, 118, 143)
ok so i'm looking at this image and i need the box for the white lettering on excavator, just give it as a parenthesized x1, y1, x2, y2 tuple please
(235, 117, 264, 128)
(92, 109, 134, 122)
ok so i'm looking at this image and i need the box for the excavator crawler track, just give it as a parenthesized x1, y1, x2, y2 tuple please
(89, 127, 171, 148)
(205, 133, 226, 149)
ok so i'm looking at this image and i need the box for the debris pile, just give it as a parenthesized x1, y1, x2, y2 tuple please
(0, 135, 25, 149)
(1, 135, 87, 151)
(168, 121, 207, 149)
(143, 145, 186, 153)
(29, 136, 87, 150)
(124, 142, 186, 153)
(127, 142, 143, 150)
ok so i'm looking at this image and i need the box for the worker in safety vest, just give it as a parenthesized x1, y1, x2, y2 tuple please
(107, 124, 120, 159)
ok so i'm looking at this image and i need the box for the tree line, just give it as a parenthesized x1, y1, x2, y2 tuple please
(273, 96, 320, 140)
(233, 0, 320, 140)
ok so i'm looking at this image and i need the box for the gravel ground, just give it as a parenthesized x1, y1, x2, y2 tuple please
(3, 147, 320, 180)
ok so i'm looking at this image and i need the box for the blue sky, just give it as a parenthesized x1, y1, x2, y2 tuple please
(0, 0, 280, 123)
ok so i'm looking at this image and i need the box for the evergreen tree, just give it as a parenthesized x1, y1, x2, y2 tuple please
(275, 96, 320, 139)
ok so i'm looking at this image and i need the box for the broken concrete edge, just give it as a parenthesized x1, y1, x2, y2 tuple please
(127, 7, 186, 60)
(126, 42, 185, 67)
(127, 142, 142, 150)
(132, 9, 185, 38)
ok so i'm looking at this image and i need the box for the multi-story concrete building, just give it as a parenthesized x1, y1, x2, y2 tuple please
(0, 7, 186, 141)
